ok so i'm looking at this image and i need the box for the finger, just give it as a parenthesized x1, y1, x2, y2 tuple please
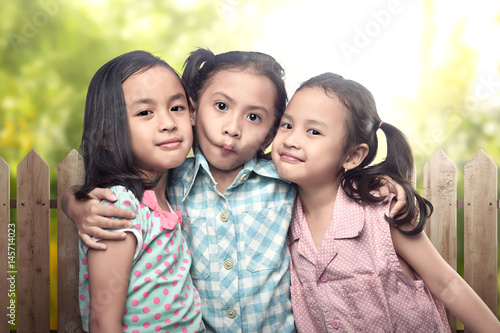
(394, 184, 406, 203)
(409, 207, 419, 226)
(95, 216, 133, 229)
(89, 187, 118, 202)
(90, 227, 128, 241)
(80, 233, 107, 250)
(389, 199, 406, 218)
(91, 205, 135, 221)
(379, 186, 390, 202)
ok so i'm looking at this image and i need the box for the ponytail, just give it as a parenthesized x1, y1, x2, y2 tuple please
(342, 121, 432, 235)
(182, 48, 216, 103)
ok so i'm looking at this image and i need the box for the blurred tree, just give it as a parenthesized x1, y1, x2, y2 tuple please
(400, 0, 500, 321)
(0, 0, 284, 329)
(402, 0, 500, 175)
(0, 0, 282, 174)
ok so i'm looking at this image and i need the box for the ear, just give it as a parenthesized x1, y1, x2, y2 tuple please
(189, 97, 197, 126)
(343, 143, 369, 171)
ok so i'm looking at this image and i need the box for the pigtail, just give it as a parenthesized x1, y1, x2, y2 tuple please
(182, 48, 216, 102)
(342, 121, 433, 235)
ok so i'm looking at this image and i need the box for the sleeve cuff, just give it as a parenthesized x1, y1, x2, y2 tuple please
(85, 228, 143, 260)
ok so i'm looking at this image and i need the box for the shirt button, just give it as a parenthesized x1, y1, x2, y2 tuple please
(331, 320, 340, 329)
(240, 174, 248, 182)
(223, 259, 233, 270)
(220, 212, 229, 222)
(226, 308, 236, 318)
(320, 274, 328, 283)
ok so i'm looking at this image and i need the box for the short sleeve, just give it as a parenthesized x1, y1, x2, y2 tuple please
(83, 186, 145, 260)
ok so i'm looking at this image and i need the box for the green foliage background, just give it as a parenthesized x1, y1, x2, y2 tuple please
(0, 0, 499, 330)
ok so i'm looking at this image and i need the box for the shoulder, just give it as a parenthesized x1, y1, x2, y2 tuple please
(254, 158, 290, 183)
(103, 185, 142, 213)
(170, 157, 196, 183)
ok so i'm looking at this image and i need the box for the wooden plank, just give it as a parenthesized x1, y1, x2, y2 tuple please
(423, 149, 457, 331)
(16, 150, 50, 333)
(464, 149, 497, 333)
(424, 150, 457, 267)
(0, 157, 12, 332)
(57, 150, 85, 333)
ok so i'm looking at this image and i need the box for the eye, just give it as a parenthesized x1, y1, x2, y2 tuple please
(216, 102, 228, 111)
(171, 105, 184, 112)
(307, 129, 321, 135)
(280, 123, 292, 130)
(247, 113, 261, 122)
(138, 110, 153, 116)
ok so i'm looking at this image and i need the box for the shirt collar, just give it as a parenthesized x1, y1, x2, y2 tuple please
(289, 186, 365, 243)
(182, 148, 287, 202)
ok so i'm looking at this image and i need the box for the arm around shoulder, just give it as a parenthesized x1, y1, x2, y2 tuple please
(391, 227, 500, 333)
(62, 185, 136, 249)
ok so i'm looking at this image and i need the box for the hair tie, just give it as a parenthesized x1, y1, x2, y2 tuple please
(378, 121, 384, 129)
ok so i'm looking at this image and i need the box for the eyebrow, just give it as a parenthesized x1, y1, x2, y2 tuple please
(213, 92, 271, 114)
(131, 93, 186, 106)
(168, 93, 187, 103)
(282, 113, 326, 127)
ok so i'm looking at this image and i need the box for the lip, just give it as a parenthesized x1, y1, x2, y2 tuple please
(279, 151, 304, 163)
(221, 143, 233, 154)
(157, 138, 182, 149)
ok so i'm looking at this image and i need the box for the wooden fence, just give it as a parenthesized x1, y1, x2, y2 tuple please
(0, 148, 498, 332)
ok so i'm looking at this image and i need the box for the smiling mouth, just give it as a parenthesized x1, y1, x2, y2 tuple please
(280, 152, 303, 163)
(157, 139, 182, 149)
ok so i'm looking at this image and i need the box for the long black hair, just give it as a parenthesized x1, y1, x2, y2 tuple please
(181, 48, 287, 154)
(297, 73, 432, 235)
(75, 50, 184, 200)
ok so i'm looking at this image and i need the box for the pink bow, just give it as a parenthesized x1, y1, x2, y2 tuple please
(142, 190, 182, 230)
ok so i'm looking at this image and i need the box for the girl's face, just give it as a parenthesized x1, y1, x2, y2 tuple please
(272, 87, 349, 189)
(193, 69, 276, 178)
(123, 66, 194, 179)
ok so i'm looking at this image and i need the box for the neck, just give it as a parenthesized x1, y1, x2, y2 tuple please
(297, 177, 342, 221)
(209, 165, 243, 194)
(144, 171, 169, 209)
(153, 173, 168, 202)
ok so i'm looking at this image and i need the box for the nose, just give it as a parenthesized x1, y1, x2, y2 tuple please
(283, 129, 300, 149)
(222, 114, 241, 138)
(159, 111, 177, 132)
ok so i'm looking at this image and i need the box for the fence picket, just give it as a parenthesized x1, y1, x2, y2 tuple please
(464, 149, 498, 333)
(57, 150, 85, 333)
(0, 148, 498, 332)
(424, 149, 457, 331)
(16, 150, 51, 333)
(0, 157, 11, 332)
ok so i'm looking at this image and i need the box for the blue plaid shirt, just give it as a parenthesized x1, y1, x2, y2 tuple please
(167, 149, 296, 333)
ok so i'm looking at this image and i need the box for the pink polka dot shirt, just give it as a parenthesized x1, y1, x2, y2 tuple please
(288, 187, 451, 332)
(78, 186, 205, 332)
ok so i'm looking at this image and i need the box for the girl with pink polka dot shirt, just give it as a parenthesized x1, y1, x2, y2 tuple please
(271, 73, 500, 332)
(75, 51, 205, 332)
